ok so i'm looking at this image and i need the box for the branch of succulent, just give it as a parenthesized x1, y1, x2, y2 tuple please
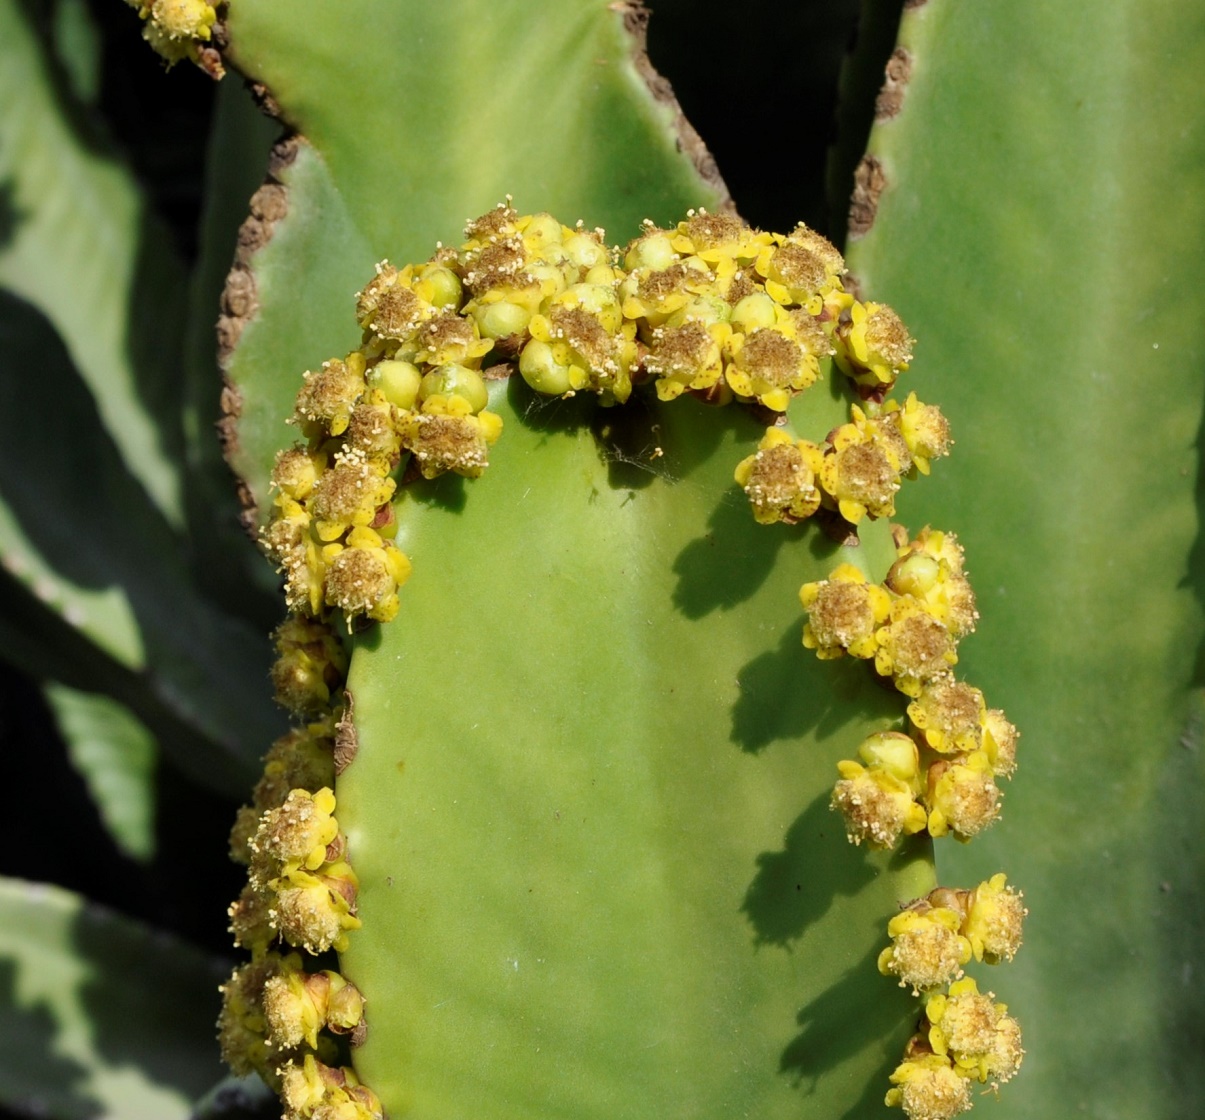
(218, 204, 1023, 1120)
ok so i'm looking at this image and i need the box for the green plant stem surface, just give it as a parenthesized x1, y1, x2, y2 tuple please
(847, 2, 1205, 1116)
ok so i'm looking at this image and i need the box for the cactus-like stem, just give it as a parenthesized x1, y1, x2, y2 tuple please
(219, 204, 1024, 1120)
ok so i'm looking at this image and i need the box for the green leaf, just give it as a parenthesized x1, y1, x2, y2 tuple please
(0, 287, 281, 794)
(45, 684, 158, 864)
(0, 0, 189, 527)
(0, 877, 227, 1120)
(845, 2, 1205, 1115)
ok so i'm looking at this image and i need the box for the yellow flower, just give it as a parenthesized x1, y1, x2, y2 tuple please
(412, 310, 493, 367)
(986, 1013, 1024, 1087)
(725, 324, 818, 412)
(831, 758, 927, 848)
(646, 320, 729, 400)
(885, 1047, 972, 1120)
(819, 421, 902, 523)
(248, 720, 338, 818)
(271, 446, 325, 502)
(963, 873, 1026, 963)
(907, 676, 987, 755)
(884, 393, 952, 475)
(263, 964, 366, 1053)
(670, 210, 769, 278)
(280, 1055, 385, 1120)
(227, 880, 277, 953)
(356, 263, 439, 347)
(321, 527, 412, 623)
(269, 616, 349, 717)
(875, 599, 959, 696)
(981, 708, 1020, 778)
(885, 546, 979, 639)
(400, 399, 503, 479)
(293, 352, 368, 437)
(262, 505, 326, 617)
(879, 906, 972, 994)
(146, 0, 215, 39)
(799, 563, 892, 659)
(252, 787, 340, 877)
(733, 428, 824, 524)
(269, 861, 362, 954)
(899, 527, 966, 579)
(835, 299, 914, 390)
(925, 751, 1001, 840)
(925, 977, 1008, 1082)
(527, 289, 635, 403)
(619, 255, 713, 327)
(262, 956, 323, 1051)
(218, 955, 276, 1080)
(308, 448, 396, 543)
(755, 223, 845, 308)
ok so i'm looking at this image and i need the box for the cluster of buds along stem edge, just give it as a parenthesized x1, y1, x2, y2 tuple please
(233, 205, 1024, 1120)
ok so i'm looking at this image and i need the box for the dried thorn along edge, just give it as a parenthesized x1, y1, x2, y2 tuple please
(217, 133, 305, 532)
(612, 0, 735, 214)
(848, 155, 888, 240)
(875, 48, 914, 121)
(334, 692, 358, 776)
(217, 133, 302, 367)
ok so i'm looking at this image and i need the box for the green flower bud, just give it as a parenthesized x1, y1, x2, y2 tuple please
(519, 339, 573, 396)
(520, 212, 564, 249)
(419, 364, 489, 414)
(731, 292, 779, 333)
(623, 228, 676, 272)
(368, 359, 422, 410)
(420, 265, 463, 309)
(470, 299, 532, 341)
(562, 230, 609, 272)
(858, 731, 922, 789)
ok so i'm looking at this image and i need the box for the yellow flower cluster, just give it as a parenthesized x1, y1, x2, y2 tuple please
(800, 531, 983, 694)
(732, 392, 950, 527)
(884, 978, 1022, 1118)
(803, 534, 1018, 848)
(125, 0, 220, 71)
(280, 1053, 384, 1120)
(878, 874, 1026, 993)
(220, 663, 370, 1094)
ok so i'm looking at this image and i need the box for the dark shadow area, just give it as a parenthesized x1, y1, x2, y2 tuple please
(0, 958, 100, 1118)
(825, 0, 909, 247)
(0, 180, 25, 253)
(71, 898, 228, 1108)
(190, 1076, 279, 1120)
(507, 373, 597, 438)
(0, 666, 246, 955)
(0, 291, 281, 791)
(1152, 693, 1205, 1119)
(673, 490, 807, 619)
(742, 792, 878, 947)
(1162, 352, 1205, 1114)
(406, 468, 469, 514)
(779, 942, 917, 1095)
(731, 618, 899, 754)
(645, 0, 864, 238)
(590, 392, 666, 492)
